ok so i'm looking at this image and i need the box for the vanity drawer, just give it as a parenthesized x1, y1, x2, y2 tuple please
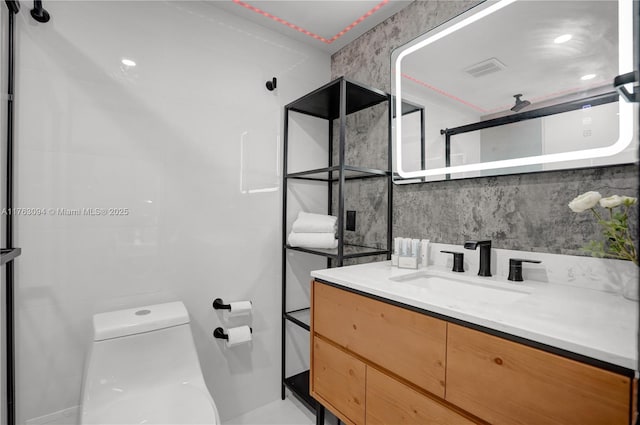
(366, 366, 481, 425)
(312, 280, 447, 397)
(446, 324, 633, 425)
(310, 336, 366, 425)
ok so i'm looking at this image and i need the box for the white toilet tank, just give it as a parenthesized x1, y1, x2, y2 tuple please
(80, 301, 219, 424)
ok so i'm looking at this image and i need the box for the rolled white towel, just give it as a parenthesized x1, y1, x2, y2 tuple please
(292, 211, 337, 234)
(287, 232, 338, 249)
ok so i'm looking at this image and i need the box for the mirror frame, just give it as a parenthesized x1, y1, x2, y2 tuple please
(393, 0, 635, 180)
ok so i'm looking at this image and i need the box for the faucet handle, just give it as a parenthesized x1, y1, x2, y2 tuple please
(508, 258, 542, 282)
(440, 250, 465, 272)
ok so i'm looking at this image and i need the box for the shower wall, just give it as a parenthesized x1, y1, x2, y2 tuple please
(10, 2, 328, 423)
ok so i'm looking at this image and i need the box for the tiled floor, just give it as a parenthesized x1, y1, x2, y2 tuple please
(224, 395, 337, 425)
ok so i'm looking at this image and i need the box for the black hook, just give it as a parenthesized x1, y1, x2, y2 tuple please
(5, 0, 20, 14)
(30, 0, 50, 23)
(266, 77, 277, 91)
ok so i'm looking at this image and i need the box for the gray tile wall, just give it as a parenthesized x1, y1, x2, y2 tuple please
(332, 0, 637, 256)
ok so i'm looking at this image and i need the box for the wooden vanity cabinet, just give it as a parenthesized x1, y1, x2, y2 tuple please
(310, 280, 637, 425)
(446, 324, 635, 425)
(311, 336, 366, 425)
(311, 280, 476, 425)
(312, 278, 447, 397)
(366, 366, 477, 425)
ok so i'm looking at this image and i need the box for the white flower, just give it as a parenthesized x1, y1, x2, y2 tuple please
(622, 196, 638, 206)
(568, 191, 602, 213)
(599, 195, 623, 208)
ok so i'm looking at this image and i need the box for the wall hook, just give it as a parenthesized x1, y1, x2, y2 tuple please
(266, 77, 277, 91)
(30, 0, 50, 22)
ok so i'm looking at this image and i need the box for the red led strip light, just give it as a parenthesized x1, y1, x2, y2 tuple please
(403, 73, 609, 114)
(233, 0, 389, 44)
(402, 73, 487, 113)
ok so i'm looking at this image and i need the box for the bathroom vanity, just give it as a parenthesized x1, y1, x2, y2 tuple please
(309, 255, 638, 425)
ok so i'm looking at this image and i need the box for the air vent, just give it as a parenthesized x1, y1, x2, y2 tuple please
(464, 58, 506, 78)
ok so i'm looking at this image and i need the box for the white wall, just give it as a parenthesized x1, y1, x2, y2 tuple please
(12, 1, 329, 422)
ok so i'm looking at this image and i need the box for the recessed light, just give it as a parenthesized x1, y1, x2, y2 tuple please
(581, 74, 596, 81)
(553, 34, 572, 44)
(121, 58, 136, 67)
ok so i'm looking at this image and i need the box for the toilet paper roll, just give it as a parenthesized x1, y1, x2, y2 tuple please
(226, 301, 252, 318)
(226, 325, 252, 348)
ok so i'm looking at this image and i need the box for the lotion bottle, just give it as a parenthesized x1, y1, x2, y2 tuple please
(420, 239, 430, 268)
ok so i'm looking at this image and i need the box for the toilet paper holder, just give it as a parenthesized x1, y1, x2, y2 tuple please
(213, 327, 253, 340)
(212, 298, 252, 311)
(212, 298, 231, 310)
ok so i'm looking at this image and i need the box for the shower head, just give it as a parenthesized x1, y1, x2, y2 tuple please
(30, 0, 50, 23)
(511, 94, 531, 112)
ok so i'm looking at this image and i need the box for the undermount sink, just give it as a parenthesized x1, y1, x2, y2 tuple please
(390, 271, 532, 305)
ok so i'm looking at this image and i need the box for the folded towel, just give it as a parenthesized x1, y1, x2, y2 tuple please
(288, 232, 338, 249)
(292, 211, 337, 233)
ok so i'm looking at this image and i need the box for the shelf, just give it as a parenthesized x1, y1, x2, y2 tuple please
(286, 243, 389, 260)
(0, 248, 21, 266)
(392, 97, 424, 118)
(284, 307, 311, 331)
(286, 77, 388, 120)
(282, 77, 392, 415)
(286, 165, 389, 182)
(284, 370, 317, 411)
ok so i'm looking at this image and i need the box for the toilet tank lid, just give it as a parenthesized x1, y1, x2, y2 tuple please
(93, 301, 190, 341)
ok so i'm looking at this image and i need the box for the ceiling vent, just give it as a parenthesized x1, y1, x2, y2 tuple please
(464, 58, 506, 78)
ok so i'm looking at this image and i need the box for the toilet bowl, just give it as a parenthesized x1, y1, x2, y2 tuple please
(80, 301, 220, 424)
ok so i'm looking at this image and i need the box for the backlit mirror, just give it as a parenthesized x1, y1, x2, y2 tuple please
(392, 0, 637, 183)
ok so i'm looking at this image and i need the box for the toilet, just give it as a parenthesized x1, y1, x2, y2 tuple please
(80, 301, 220, 424)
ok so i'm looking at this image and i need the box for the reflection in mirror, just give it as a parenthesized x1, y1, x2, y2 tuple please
(392, 0, 637, 183)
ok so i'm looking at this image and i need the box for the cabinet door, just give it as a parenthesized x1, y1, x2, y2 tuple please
(311, 336, 366, 425)
(446, 324, 633, 425)
(313, 281, 447, 397)
(367, 366, 481, 425)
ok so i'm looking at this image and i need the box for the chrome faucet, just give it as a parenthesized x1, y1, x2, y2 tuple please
(464, 240, 492, 277)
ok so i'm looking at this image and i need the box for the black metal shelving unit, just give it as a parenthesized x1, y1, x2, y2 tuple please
(281, 77, 393, 423)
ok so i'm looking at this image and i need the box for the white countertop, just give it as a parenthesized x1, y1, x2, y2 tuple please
(311, 261, 639, 371)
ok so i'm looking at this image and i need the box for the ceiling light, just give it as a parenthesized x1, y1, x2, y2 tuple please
(581, 74, 596, 81)
(121, 58, 136, 67)
(553, 34, 572, 44)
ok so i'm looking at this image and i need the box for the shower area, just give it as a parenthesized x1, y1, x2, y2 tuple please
(0, 1, 329, 423)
